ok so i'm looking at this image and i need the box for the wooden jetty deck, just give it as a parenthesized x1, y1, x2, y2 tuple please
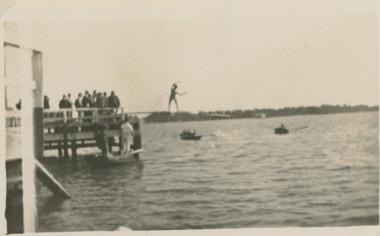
(43, 107, 142, 159)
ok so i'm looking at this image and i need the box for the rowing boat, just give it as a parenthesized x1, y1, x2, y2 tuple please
(274, 127, 289, 134)
(180, 132, 202, 140)
(84, 149, 143, 168)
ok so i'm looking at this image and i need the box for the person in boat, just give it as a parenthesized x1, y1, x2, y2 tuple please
(96, 124, 109, 157)
(120, 116, 134, 154)
(280, 123, 286, 129)
(168, 83, 186, 112)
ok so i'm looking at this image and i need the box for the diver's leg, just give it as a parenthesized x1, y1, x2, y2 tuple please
(168, 98, 172, 111)
(174, 99, 178, 112)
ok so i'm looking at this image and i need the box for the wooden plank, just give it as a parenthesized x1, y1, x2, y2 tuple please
(44, 130, 121, 142)
(44, 143, 98, 150)
(35, 160, 71, 199)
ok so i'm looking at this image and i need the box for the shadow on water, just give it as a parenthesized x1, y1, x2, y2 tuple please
(37, 156, 145, 217)
(88, 158, 144, 182)
(37, 195, 66, 215)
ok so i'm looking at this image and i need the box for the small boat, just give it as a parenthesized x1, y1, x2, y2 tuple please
(180, 131, 202, 140)
(84, 149, 144, 168)
(274, 127, 289, 134)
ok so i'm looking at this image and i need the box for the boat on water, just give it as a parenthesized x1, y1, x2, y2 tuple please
(180, 130, 202, 140)
(274, 127, 289, 134)
(84, 149, 144, 168)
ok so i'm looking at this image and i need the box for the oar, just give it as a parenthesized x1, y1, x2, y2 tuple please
(289, 126, 308, 130)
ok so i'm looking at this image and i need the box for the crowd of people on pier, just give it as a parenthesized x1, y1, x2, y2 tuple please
(42, 90, 121, 122)
(55, 90, 120, 110)
(42, 90, 121, 110)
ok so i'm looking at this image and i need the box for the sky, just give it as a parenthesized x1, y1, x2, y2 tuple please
(2, 1, 379, 113)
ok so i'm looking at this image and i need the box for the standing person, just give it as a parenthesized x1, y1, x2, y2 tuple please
(67, 93, 73, 118)
(44, 96, 50, 109)
(120, 116, 134, 154)
(67, 93, 73, 108)
(103, 92, 108, 108)
(81, 91, 91, 122)
(108, 91, 120, 113)
(59, 95, 68, 109)
(97, 92, 106, 108)
(90, 90, 97, 107)
(75, 93, 82, 108)
(16, 99, 21, 110)
(82, 91, 90, 108)
(59, 95, 68, 118)
(168, 83, 186, 112)
(96, 92, 106, 119)
(75, 93, 83, 122)
(96, 124, 109, 157)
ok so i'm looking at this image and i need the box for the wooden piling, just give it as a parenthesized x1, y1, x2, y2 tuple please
(71, 141, 77, 161)
(58, 142, 62, 158)
(35, 160, 71, 199)
(33, 107, 44, 158)
(63, 125, 68, 159)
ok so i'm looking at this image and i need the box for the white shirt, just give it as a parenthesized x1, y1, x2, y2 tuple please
(121, 122, 134, 144)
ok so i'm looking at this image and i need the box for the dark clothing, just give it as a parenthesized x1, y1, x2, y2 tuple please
(170, 87, 176, 100)
(16, 100, 21, 110)
(75, 98, 82, 108)
(44, 98, 50, 109)
(107, 95, 120, 108)
(96, 129, 109, 156)
(97, 94, 106, 108)
(59, 99, 69, 109)
(82, 95, 90, 108)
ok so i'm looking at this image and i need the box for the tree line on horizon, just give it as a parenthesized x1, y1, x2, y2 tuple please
(144, 104, 379, 123)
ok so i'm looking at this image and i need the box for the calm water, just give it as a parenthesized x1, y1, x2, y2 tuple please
(37, 112, 379, 231)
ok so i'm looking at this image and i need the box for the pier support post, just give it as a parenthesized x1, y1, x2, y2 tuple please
(63, 125, 68, 159)
(33, 107, 44, 158)
(58, 142, 62, 158)
(71, 141, 77, 161)
(119, 135, 123, 151)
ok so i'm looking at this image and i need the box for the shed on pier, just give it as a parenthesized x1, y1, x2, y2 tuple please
(3, 40, 70, 234)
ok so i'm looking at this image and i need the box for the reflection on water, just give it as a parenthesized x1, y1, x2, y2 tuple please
(37, 112, 378, 231)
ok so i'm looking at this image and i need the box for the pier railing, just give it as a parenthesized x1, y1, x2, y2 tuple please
(42, 107, 141, 159)
(44, 107, 125, 125)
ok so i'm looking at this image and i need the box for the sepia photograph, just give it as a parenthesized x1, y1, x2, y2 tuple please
(1, 1, 379, 235)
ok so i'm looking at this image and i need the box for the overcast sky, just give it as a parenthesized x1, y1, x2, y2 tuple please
(3, 1, 378, 113)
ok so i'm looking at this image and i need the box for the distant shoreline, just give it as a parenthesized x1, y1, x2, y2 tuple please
(144, 104, 379, 123)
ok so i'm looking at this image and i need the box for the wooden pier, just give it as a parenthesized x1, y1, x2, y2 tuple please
(43, 107, 142, 159)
